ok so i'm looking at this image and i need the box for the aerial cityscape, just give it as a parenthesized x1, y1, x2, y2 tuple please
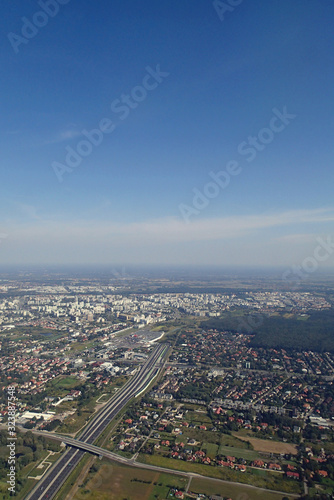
(1, 0, 334, 499)
(0, 269, 333, 499)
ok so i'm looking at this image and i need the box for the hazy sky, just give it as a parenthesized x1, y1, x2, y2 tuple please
(1, 0, 334, 268)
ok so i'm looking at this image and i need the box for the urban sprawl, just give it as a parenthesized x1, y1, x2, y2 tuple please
(0, 279, 333, 500)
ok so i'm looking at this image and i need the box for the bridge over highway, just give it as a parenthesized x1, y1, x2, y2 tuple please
(24, 343, 170, 500)
(27, 427, 300, 500)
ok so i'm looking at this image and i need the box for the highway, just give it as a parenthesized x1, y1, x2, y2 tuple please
(25, 343, 169, 500)
(27, 429, 300, 499)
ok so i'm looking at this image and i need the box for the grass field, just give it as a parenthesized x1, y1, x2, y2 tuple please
(138, 454, 302, 494)
(190, 476, 296, 500)
(27, 462, 51, 478)
(96, 393, 110, 403)
(1, 327, 64, 342)
(219, 433, 251, 448)
(74, 462, 187, 500)
(68, 340, 95, 352)
(185, 411, 212, 425)
(57, 408, 92, 434)
(173, 428, 251, 449)
(233, 433, 298, 455)
(52, 375, 81, 390)
(201, 442, 219, 458)
(218, 445, 261, 461)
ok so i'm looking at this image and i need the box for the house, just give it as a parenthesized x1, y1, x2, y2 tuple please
(235, 464, 246, 472)
(217, 460, 230, 468)
(269, 463, 281, 471)
(252, 460, 265, 468)
(286, 472, 299, 479)
(195, 450, 205, 458)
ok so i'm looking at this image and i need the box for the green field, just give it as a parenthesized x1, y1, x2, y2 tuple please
(68, 340, 95, 352)
(96, 393, 110, 403)
(138, 454, 302, 494)
(219, 432, 252, 448)
(218, 445, 261, 461)
(56, 408, 93, 434)
(173, 429, 253, 458)
(0, 326, 64, 341)
(73, 462, 187, 500)
(185, 411, 212, 425)
(190, 476, 296, 500)
(201, 442, 219, 458)
(52, 375, 81, 390)
(27, 462, 51, 478)
(173, 427, 250, 449)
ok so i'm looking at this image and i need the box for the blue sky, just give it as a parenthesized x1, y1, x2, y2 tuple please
(1, 0, 334, 268)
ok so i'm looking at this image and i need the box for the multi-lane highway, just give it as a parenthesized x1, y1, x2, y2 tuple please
(27, 427, 301, 500)
(25, 343, 169, 500)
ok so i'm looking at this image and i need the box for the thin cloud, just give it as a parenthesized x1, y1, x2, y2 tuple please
(2, 207, 334, 267)
(44, 128, 81, 145)
(272, 233, 319, 244)
(17, 204, 41, 221)
(4, 207, 334, 244)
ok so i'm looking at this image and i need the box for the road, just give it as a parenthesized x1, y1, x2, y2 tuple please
(26, 430, 301, 499)
(24, 343, 169, 500)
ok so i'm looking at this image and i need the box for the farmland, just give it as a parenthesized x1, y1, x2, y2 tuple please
(233, 433, 298, 455)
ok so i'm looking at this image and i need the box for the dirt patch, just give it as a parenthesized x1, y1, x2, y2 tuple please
(233, 434, 297, 455)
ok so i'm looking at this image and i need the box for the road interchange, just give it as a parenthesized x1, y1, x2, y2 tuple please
(24, 343, 169, 500)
